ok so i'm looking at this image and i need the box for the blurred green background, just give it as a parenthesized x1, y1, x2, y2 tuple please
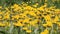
(0, 0, 60, 8)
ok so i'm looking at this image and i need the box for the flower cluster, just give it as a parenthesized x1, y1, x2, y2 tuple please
(0, 2, 60, 34)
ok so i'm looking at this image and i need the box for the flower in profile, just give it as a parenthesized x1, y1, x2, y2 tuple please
(40, 29, 49, 34)
(43, 24, 47, 27)
(26, 30, 32, 33)
(32, 3, 38, 7)
(22, 27, 28, 30)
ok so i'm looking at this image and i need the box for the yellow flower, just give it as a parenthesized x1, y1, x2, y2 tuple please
(0, 15, 2, 18)
(40, 32, 45, 34)
(4, 14, 10, 19)
(22, 27, 28, 30)
(0, 6, 2, 8)
(43, 3, 47, 7)
(49, 6, 56, 9)
(47, 21, 52, 27)
(43, 24, 47, 27)
(54, 16, 59, 22)
(32, 3, 38, 7)
(12, 4, 22, 11)
(44, 15, 51, 21)
(37, 6, 44, 11)
(13, 23, 24, 26)
(44, 29, 49, 32)
(23, 19, 29, 23)
(30, 22, 35, 26)
(5, 7, 9, 10)
(0, 12, 3, 14)
(11, 6, 14, 8)
(45, 0, 48, 2)
(26, 30, 32, 33)
(12, 15, 20, 19)
(5, 22, 10, 26)
(43, 21, 52, 27)
(13, 4, 19, 8)
(44, 29, 49, 34)
(29, 11, 36, 16)
(13, 7, 21, 11)
(40, 29, 49, 34)
(57, 23, 60, 26)
(29, 19, 38, 26)
(0, 23, 5, 26)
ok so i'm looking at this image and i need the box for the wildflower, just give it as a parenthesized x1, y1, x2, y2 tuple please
(29, 11, 36, 16)
(45, 0, 48, 2)
(43, 24, 47, 27)
(26, 30, 32, 33)
(54, 16, 59, 22)
(4, 14, 10, 19)
(0, 15, 2, 18)
(13, 4, 19, 8)
(40, 32, 45, 34)
(11, 6, 14, 8)
(40, 29, 49, 34)
(0, 23, 5, 26)
(44, 15, 51, 21)
(0, 6, 2, 8)
(13, 23, 24, 26)
(37, 6, 44, 11)
(12, 15, 20, 19)
(23, 19, 30, 23)
(5, 7, 9, 10)
(22, 27, 28, 30)
(5, 22, 10, 26)
(0, 12, 3, 14)
(47, 21, 52, 27)
(32, 3, 38, 7)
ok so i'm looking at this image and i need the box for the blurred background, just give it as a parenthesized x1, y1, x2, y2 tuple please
(0, 0, 60, 8)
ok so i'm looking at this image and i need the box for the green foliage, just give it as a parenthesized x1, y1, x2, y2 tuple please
(0, 0, 60, 8)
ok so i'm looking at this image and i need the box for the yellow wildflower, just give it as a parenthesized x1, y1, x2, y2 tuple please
(47, 21, 52, 27)
(54, 16, 59, 22)
(5, 22, 10, 26)
(13, 23, 24, 26)
(0, 6, 2, 8)
(0, 12, 3, 14)
(22, 27, 28, 30)
(12, 15, 20, 19)
(43, 24, 47, 27)
(0, 23, 5, 26)
(4, 14, 10, 19)
(44, 15, 51, 21)
(40, 32, 45, 34)
(26, 30, 32, 33)
(29, 11, 36, 16)
(45, 0, 48, 2)
(32, 3, 38, 7)
(0, 15, 2, 18)
(40, 29, 49, 34)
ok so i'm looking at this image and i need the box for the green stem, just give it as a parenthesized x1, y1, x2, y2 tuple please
(50, 25, 53, 34)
